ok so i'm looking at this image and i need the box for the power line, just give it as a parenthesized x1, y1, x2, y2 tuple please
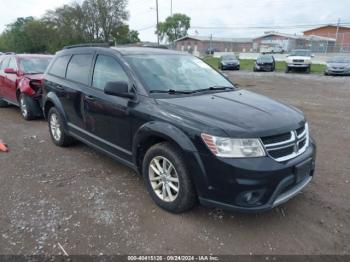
(190, 22, 350, 30)
(135, 24, 156, 31)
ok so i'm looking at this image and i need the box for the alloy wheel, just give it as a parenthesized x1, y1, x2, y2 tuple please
(50, 113, 62, 141)
(20, 96, 28, 118)
(148, 156, 180, 202)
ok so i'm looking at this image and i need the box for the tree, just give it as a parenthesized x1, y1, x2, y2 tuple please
(92, 0, 129, 42)
(156, 13, 191, 43)
(112, 24, 140, 45)
(0, 0, 136, 53)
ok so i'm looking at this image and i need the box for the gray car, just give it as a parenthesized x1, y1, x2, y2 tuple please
(325, 56, 350, 76)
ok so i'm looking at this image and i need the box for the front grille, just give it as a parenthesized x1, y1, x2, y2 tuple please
(296, 126, 305, 136)
(269, 146, 294, 159)
(261, 132, 291, 145)
(261, 123, 309, 162)
(293, 59, 304, 63)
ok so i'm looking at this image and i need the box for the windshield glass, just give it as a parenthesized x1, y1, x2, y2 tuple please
(222, 55, 237, 61)
(125, 55, 234, 92)
(258, 56, 273, 62)
(20, 57, 52, 74)
(327, 57, 350, 63)
(290, 50, 311, 57)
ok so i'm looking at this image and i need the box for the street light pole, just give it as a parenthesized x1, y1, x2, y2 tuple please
(171, 0, 173, 16)
(156, 0, 160, 46)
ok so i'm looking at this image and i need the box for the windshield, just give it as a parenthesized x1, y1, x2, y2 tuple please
(19, 57, 52, 74)
(327, 57, 350, 63)
(258, 56, 273, 62)
(290, 50, 311, 57)
(222, 55, 237, 61)
(125, 54, 234, 93)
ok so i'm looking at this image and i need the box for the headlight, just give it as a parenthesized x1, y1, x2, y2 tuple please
(201, 134, 266, 158)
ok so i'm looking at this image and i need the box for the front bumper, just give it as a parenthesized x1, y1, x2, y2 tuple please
(287, 63, 310, 68)
(196, 140, 316, 212)
(326, 68, 350, 75)
(255, 64, 274, 71)
(221, 63, 240, 70)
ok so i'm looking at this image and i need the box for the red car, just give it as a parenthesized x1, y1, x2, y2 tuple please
(0, 54, 53, 120)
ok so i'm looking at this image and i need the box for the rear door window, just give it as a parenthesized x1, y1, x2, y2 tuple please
(8, 57, 18, 70)
(66, 54, 93, 85)
(92, 55, 129, 91)
(48, 55, 71, 78)
(0, 58, 10, 70)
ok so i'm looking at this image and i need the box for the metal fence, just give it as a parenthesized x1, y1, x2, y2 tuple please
(302, 32, 350, 53)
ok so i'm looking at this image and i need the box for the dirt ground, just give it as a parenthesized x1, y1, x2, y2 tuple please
(0, 71, 349, 255)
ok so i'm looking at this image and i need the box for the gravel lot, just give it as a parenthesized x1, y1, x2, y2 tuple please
(0, 72, 349, 255)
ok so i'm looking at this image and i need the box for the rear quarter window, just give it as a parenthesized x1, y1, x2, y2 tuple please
(48, 55, 71, 78)
(66, 54, 93, 85)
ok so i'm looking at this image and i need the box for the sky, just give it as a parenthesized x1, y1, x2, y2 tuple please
(0, 0, 350, 42)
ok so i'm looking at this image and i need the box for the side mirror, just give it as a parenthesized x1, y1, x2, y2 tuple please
(104, 81, 134, 99)
(4, 68, 17, 74)
(311, 54, 315, 58)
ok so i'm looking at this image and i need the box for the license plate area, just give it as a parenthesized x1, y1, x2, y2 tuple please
(295, 158, 312, 183)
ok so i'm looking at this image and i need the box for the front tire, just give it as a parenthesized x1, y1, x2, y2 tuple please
(306, 66, 311, 73)
(285, 66, 290, 73)
(19, 94, 35, 120)
(48, 107, 75, 147)
(142, 142, 196, 213)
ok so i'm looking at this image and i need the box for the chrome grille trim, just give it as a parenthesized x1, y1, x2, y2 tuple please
(262, 123, 309, 162)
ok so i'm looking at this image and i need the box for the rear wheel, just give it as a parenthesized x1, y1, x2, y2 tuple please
(19, 94, 35, 121)
(143, 142, 196, 213)
(48, 107, 75, 147)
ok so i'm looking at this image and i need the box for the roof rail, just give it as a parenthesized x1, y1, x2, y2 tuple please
(63, 43, 110, 50)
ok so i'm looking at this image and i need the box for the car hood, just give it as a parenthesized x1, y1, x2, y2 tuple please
(287, 56, 311, 60)
(157, 90, 305, 138)
(327, 62, 350, 67)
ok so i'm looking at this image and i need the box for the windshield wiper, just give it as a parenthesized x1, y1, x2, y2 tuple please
(192, 86, 234, 93)
(149, 89, 194, 94)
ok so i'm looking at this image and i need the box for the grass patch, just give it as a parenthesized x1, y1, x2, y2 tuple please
(203, 56, 326, 74)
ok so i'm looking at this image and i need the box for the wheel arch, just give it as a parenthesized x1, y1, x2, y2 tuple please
(132, 121, 198, 174)
(43, 92, 67, 125)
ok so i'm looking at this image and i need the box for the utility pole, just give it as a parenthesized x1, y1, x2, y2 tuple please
(156, 0, 160, 46)
(170, 0, 173, 16)
(335, 18, 341, 51)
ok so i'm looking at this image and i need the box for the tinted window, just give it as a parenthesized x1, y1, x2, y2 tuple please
(66, 54, 92, 85)
(222, 55, 237, 61)
(49, 55, 71, 78)
(8, 57, 17, 70)
(92, 55, 129, 91)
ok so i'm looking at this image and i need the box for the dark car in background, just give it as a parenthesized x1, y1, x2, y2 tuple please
(219, 55, 240, 70)
(254, 54, 275, 72)
(42, 45, 316, 213)
(324, 56, 350, 76)
(0, 54, 53, 120)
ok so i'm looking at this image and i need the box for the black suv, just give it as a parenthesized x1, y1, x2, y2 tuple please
(42, 45, 316, 213)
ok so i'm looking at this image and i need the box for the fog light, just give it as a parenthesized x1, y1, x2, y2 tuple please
(236, 189, 266, 206)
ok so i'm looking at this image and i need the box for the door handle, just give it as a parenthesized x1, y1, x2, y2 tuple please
(85, 95, 96, 101)
(55, 84, 64, 90)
